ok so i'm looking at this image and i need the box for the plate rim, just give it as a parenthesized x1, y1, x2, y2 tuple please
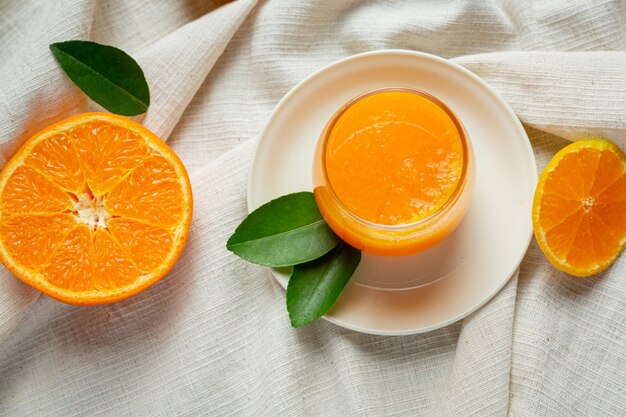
(247, 49, 537, 335)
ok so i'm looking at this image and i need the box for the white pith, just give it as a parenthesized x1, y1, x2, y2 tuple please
(73, 192, 110, 229)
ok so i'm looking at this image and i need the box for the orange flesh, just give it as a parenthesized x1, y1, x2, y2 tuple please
(0, 115, 191, 303)
(325, 91, 464, 225)
(537, 146, 626, 272)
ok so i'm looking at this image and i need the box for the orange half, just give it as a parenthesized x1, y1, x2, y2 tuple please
(532, 139, 626, 276)
(0, 113, 193, 304)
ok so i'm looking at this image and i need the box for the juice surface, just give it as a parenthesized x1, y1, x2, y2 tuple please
(325, 90, 464, 225)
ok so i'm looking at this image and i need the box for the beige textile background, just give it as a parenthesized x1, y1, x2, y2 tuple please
(0, 1, 625, 415)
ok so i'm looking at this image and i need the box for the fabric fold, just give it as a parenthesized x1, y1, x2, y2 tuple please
(133, 0, 258, 139)
(454, 52, 626, 146)
(439, 274, 518, 416)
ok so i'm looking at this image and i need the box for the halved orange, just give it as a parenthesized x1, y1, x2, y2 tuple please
(532, 139, 626, 276)
(0, 113, 192, 304)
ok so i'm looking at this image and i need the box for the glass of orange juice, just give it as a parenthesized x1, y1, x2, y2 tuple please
(313, 88, 475, 256)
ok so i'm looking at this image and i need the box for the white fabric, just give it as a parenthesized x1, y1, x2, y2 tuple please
(1, 0, 625, 415)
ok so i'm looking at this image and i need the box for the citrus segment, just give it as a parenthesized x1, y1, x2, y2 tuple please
(106, 155, 185, 229)
(0, 113, 192, 304)
(24, 134, 84, 193)
(0, 214, 77, 268)
(597, 176, 626, 205)
(566, 214, 595, 268)
(93, 228, 139, 289)
(543, 209, 584, 259)
(108, 218, 173, 273)
(537, 193, 581, 231)
(533, 139, 626, 276)
(545, 148, 600, 198)
(587, 211, 618, 260)
(70, 122, 151, 195)
(1, 166, 74, 214)
(591, 151, 623, 196)
(41, 225, 93, 291)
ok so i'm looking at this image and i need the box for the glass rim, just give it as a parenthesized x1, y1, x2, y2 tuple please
(319, 87, 471, 231)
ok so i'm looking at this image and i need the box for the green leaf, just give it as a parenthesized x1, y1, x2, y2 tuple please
(50, 40, 150, 116)
(287, 242, 361, 328)
(227, 192, 340, 267)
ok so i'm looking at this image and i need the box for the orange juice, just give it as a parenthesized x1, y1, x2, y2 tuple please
(313, 88, 475, 256)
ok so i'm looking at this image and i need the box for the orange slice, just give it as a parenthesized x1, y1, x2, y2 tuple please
(532, 139, 626, 276)
(0, 113, 192, 304)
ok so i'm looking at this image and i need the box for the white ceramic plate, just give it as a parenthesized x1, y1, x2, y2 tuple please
(248, 50, 537, 335)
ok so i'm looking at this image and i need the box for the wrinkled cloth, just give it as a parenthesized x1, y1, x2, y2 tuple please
(1, 0, 625, 415)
